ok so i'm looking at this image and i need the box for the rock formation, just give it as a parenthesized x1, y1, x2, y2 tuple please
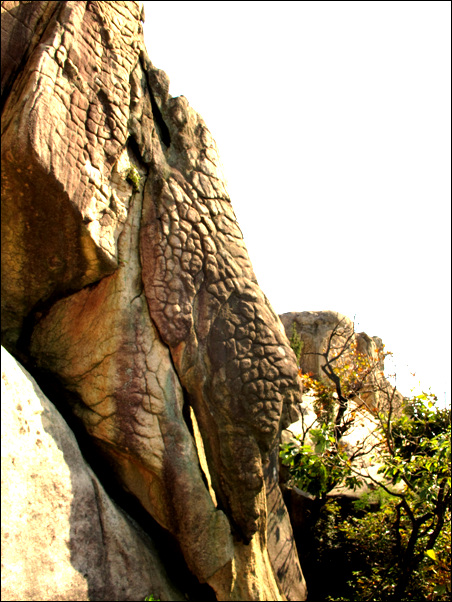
(280, 310, 403, 413)
(1, 2, 306, 600)
(279, 311, 381, 378)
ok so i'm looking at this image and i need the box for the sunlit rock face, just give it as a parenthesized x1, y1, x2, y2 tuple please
(1, 346, 184, 602)
(1, 2, 306, 600)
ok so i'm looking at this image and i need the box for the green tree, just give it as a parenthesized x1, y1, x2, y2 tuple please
(335, 490, 451, 601)
(289, 321, 303, 367)
(280, 319, 451, 600)
(330, 392, 452, 601)
(281, 318, 391, 502)
(366, 393, 451, 600)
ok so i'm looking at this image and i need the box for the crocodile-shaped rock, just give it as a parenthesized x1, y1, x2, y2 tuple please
(139, 88, 303, 541)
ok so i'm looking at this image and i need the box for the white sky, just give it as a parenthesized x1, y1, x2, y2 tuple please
(141, 1, 451, 404)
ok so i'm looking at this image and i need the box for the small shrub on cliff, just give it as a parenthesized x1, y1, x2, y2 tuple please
(289, 321, 304, 366)
(126, 165, 141, 192)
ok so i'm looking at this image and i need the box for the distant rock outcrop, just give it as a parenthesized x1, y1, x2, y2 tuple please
(279, 311, 382, 377)
(280, 311, 403, 413)
(1, 2, 306, 600)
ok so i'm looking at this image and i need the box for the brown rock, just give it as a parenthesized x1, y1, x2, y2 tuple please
(1, 1, 58, 97)
(2, 2, 306, 600)
(1, 1, 143, 348)
(29, 149, 234, 585)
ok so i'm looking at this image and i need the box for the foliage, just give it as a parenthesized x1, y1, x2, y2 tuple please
(300, 372, 336, 426)
(368, 393, 451, 600)
(379, 393, 451, 503)
(280, 318, 451, 600)
(351, 487, 393, 512)
(289, 321, 303, 366)
(126, 165, 141, 192)
(330, 491, 451, 601)
(286, 394, 451, 601)
(280, 425, 364, 500)
(281, 319, 388, 499)
(144, 595, 160, 601)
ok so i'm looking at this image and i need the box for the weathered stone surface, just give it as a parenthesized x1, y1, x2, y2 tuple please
(29, 147, 235, 585)
(265, 450, 308, 601)
(1, 346, 184, 602)
(280, 310, 355, 378)
(140, 96, 303, 546)
(2, 2, 306, 600)
(1, 1, 143, 348)
(1, 1, 58, 98)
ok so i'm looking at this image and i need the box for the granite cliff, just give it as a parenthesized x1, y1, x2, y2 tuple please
(1, 2, 306, 600)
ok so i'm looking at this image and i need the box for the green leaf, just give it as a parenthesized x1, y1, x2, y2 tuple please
(315, 439, 327, 454)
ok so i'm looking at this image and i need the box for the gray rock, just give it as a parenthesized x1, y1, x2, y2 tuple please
(1, 346, 183, 602)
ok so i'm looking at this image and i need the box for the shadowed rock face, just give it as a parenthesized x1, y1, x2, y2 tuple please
(2, 0, 143, 348)
(2, 2, 306, 600)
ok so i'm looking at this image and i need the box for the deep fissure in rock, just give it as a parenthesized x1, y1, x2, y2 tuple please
(149, 87, 171, 148)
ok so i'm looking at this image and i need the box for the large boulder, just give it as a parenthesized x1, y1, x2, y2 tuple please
(1, 2, 306, 600)
(280, 311, 355, 378)
(1, 346, 183, 602)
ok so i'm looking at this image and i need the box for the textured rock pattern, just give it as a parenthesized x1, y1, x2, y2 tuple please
(1, 1, 58, 97)
(2, 2, 306, 600)
(1, 346, 184, 602)
(29, 146, 235, 585)
(1, 1, 143, 347)
(140, 113, 303, 541)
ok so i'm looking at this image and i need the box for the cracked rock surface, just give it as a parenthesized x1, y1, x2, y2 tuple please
(1, 2, 306, 600)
